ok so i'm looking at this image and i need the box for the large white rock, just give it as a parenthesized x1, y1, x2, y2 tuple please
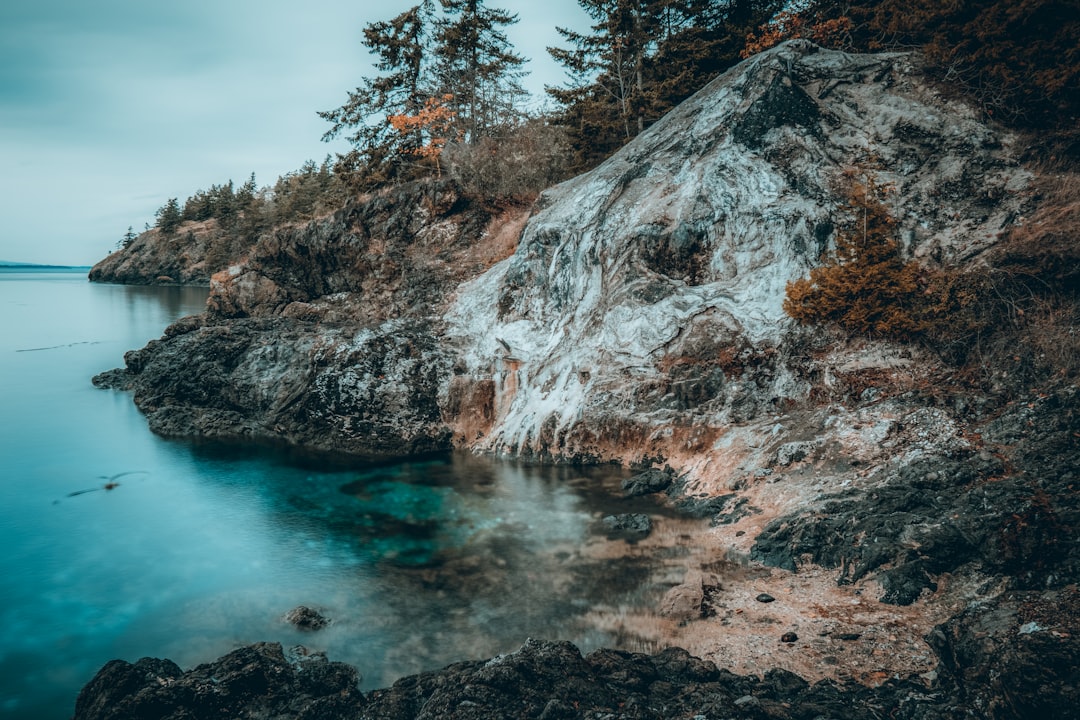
(446, 41, 1029, 458)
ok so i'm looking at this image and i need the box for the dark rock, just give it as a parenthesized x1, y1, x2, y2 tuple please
(756, 593, 776, 603)
(837, 633, 862, 641)
(75, 637, 965, 720)
(781, 632, 799, 643)
(931, 587, 1080, 720)
(284, 606, 329, 631)
(733, 66, 823, 150)
(675, 492, 736, 518)
(751, 390, 1079, 605)
(621, 467, 673, 497)
(73, 642, 363, 720)
(602, 513, 652, 537)
(105, 316, 453, 459)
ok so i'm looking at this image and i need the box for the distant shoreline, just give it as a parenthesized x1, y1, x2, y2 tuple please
(0, 263, 91, 271)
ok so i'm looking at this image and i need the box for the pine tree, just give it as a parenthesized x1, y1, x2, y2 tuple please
(155, 198, 182, 235)
(434, 0, 527, 143)
(319, 2, 437, 186)
(119, 226, 137, 250)
(548, 1, 782, 171)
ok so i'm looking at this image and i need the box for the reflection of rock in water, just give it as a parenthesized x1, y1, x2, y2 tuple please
(602, 513, 653, 538)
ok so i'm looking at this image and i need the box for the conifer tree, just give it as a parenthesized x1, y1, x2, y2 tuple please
(322, 1, 529, 186)
(548, 0, 781, 171)
(119, 226, 137, 250)
(155, 198, 182, 235)
(434, 0, 527, 143)
(319, 2, 437, 186)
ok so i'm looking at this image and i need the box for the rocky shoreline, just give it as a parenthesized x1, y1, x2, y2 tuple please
(75, 597, 1079, 720)
(81, 41, 1079, 718)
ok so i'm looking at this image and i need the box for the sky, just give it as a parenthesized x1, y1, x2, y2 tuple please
(0, 0, 589, 265)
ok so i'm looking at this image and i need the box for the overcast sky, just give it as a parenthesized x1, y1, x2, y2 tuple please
(0, 0, 589, 265)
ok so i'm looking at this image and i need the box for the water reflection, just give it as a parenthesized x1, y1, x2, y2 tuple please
(150, 445, 679, 689)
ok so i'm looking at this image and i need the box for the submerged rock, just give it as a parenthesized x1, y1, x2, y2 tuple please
(621, 467, 674, 497)
(284, 606, 329, 631)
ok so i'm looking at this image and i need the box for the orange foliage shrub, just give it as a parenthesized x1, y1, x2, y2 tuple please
(784, 176, 928, 339)
(741, 12, 852, 58)
(388, 94, 458, 177)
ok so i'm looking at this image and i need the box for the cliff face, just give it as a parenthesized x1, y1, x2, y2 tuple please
(446, 40, 1027, 462)
(89, 41, 1079, 714)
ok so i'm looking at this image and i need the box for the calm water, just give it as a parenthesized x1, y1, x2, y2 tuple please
(0, 271, 682, 719)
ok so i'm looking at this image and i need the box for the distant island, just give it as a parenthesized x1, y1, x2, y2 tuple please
(0, 261, 91, 270)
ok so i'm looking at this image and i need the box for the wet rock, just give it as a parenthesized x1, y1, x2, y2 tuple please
(283, 606, 329, 631)
(73, 642, 363, 720)
(621, 467, 673, 497)
(602, 513, 652, 537)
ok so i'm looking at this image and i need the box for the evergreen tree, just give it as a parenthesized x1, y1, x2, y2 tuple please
(155, 198, 182, 235)
(434, 0, 527, 143)
(319, 2, 437, 186)
(236, 173, 258, 208)
(548, 0, 782, 171)
(119, 226, 137, 250)
(321, 1, 528, 185)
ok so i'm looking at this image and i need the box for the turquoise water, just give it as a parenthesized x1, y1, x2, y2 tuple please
(0, 271, 672, 719)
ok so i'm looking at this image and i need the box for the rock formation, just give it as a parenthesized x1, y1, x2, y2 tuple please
(86, 41, 1078, 718)
(89, 220, 225, 285)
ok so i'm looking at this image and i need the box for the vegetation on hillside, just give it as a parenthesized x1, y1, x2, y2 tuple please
(548, 0, 784, 171)
(742, 0, 1080, 159)
(784, 167, 1080, 384)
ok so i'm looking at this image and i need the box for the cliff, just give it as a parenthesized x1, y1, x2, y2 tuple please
(87, 41, 1079, 717)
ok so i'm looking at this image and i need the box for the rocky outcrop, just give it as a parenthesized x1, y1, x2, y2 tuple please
(73, 637, 950, 720)
(94, 185, 529, 457)
(73, 643, 363, 720)
(97, 41, 1033, 464)
(446, 40, 1029, 462)
(931, 586, 1080, 719)
(751, 384, 1079, 605)
(89, 220, 229, 285)
(94, 315, 452, 458)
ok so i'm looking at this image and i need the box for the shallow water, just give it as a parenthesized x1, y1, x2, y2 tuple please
(0, 271, 684, 719)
